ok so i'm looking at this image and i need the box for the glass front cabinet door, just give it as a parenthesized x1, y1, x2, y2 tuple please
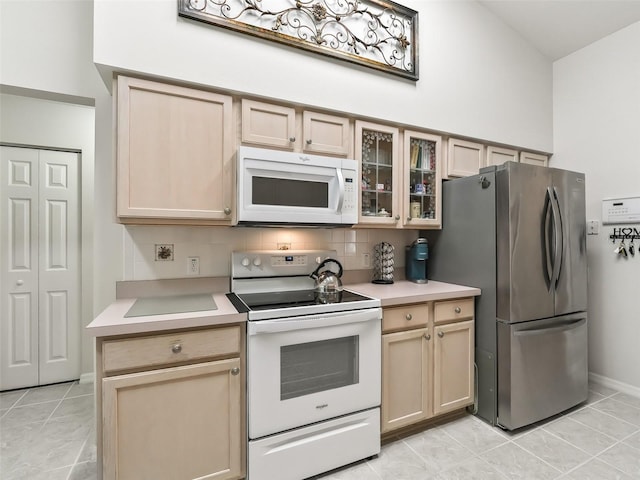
(402, 130, 442, 229)
(355, 121, 400, 226)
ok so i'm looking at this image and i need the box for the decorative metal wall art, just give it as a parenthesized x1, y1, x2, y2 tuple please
(178, 0, 418, 80)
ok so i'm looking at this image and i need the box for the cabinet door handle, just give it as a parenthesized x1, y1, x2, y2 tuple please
(424, 333, 431, 340)
(438, 331, 444, 338)
(405, 313, 412, 321)
(407, 217, 412, 222)
(224, 207, 231, 215)
(171, 344, 182, 354)
(231, 367, 240, 376)
(306, 139, 312, 145)
(395, 215, 400, 221)
(289, 136, 296, 142)
(16, 279, 24, 286)
(454, 307, 462, 314)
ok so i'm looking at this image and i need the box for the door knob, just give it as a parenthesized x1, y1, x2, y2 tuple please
(424, 333, 431, 340)
(231, 367, 240, 376)
(438, 331, 444, 338)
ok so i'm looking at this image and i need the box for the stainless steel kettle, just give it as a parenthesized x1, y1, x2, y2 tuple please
(309, 258, 344, 294)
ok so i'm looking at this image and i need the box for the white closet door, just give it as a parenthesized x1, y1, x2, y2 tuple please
(1, 147, 40, 389)
(0, 146, 80, 390)
(38, 149, 80, 385)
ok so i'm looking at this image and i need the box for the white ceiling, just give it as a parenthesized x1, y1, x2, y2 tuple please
(478, 0, 640, 60)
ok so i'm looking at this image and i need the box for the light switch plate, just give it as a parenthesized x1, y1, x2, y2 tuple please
(587, 220, 599, 235)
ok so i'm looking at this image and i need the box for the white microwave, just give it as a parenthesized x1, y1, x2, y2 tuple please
(237, 146, 358, 226)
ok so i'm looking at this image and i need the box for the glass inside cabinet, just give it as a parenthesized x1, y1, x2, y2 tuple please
(361, 128, 394, 218)
(408, 136, 438, 220)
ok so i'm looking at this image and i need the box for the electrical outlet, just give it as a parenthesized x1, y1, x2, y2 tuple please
(155, 244, 174, 261)
(187, 256, 200, 275)
(363, 253, 370, 268)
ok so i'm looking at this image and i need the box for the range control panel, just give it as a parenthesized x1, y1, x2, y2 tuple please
(602, 196, 640, 224)
(231, 250, 337, 278)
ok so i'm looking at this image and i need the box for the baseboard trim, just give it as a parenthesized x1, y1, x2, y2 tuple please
(79, 372, 95, 385)
(589, 372, 640, 398)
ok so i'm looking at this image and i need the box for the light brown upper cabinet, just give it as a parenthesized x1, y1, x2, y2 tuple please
(355, 120, 401, 227)
(486, 146, 518, 166)
(241, 99, 351, 156)
(520, 151, 549, 167)
(445, 138, 485, 178)
(116, 76, 235, 225)
(302, 110, 351, 156)
(402, 130, 442, 229)
(241, 99, 296, 150)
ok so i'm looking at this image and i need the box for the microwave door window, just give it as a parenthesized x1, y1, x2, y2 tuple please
(253, 176, 329, 208)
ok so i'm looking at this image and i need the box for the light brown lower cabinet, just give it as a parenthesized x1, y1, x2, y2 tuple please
(381, 328, 432, 433)
(97, 325, 245, 480)
(433, 319, 474, 415)
(381, 298, 475, 434)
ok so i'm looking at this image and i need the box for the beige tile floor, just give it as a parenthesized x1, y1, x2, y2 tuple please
(1, 382, 639, 479)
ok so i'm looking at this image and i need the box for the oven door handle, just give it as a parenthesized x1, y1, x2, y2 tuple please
(247, 307, 382, 335)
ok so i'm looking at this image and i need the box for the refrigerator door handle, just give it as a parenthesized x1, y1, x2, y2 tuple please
(513, 318, 586, 337)
(552, 187, 564, 289)
(544, 187, 554, 291)
(549, 187, 562, 290)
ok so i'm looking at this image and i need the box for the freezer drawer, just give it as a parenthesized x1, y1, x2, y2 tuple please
(497, 314, 588, 430)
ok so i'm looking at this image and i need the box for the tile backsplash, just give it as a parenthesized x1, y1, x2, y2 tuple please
(124, 226, 419, 280)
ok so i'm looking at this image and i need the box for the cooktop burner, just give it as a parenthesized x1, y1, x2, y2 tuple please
(229, 250, 381, 320)
(235, 289, 372, 311)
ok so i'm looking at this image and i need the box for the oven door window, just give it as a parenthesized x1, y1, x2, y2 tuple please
(280, 336, 359, 400)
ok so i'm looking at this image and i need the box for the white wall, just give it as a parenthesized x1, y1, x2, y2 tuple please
(553, 22, 640, 391)
(0, 93, 97, 378)
(93, 0, 553, 151)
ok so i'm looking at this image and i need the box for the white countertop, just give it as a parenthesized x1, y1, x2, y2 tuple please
(347, 280, 480, 307)
(86, 293, 245, 337)
(87, 280, 480, 338)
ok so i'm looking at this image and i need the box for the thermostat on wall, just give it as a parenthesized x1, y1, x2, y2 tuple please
(602, 196, 640, 224)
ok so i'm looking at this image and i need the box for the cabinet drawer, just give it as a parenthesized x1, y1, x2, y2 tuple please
(383, 304, 429, 333)
(434, 298, 474, 323)
(102, 326, 241, 373)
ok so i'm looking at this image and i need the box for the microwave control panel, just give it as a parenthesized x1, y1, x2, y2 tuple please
(342, 173, 357, 214)
(602, 196, 640, 224)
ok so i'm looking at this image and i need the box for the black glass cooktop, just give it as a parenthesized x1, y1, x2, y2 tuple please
(229, 289, 373, 312)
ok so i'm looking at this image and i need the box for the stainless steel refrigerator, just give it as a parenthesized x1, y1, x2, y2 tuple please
(426, 161, 588, 430)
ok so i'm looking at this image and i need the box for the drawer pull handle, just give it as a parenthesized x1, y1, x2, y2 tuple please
(406, 314, 412, 321)
(231, 367, 240, 376)
(438, 331, 444, 338)
(455, 307, 462, 314)
(171, 344, 182, 354)
(424, 333, 431, 340)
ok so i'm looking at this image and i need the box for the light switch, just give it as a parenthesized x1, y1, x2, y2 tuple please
(587, 220, 599, 235)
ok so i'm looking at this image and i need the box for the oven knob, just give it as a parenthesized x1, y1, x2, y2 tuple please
(253, 258, 262, 267)
(241, 257, 250, 267)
